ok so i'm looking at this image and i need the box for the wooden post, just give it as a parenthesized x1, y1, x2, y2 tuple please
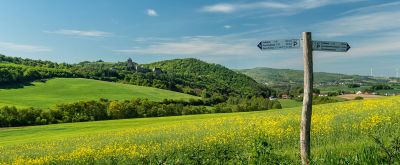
(300, 32, 313, 165)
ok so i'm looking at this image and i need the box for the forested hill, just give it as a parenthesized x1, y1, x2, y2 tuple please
(0, 54, 273, 98)
(146, 58, 273, 97)
(238, 67, 374, 85)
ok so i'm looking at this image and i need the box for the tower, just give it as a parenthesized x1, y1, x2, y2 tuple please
(127, 58, 134, 71)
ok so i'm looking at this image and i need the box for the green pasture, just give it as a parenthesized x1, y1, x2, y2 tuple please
(0, 78, 199, 109)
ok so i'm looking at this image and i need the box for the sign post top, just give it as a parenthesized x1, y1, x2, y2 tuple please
(257, 39, 350, 52)
(312, 40, 350, 52)
(258, 39, 300, 50)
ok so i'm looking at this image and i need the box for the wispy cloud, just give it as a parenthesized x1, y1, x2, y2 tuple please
(147, 9, 158, 16)
(201, 0, 363, 15)
(114, 36, 258, 57)
(313, 2, 400, 59)
(0, 42, 51, 52)
(315, 1, 400, 37)
(316, 11, 400, 37)
(201, 3, 236, 13)
(45, 29, 112, 37)
(114, 27, 295, 58)
(224, 25, 232, 29)
(341, 1, 400, 15)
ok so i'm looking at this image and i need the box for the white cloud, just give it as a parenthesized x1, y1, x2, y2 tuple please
(113, 27, 296, 58)
(316, 1, 400, 37)
(312, 2, 400, 59)
(224, 25, 232, 29)
(0, 42, 51, 52)
(341, 1, 400, 15)
(202, 3, 236, 13)
(45, 29, 112, 37)
(114, 36, 258, 57)
(201, 0, 363, 15)
(316, 11, 400, 37)
(147, 9, 158, 16)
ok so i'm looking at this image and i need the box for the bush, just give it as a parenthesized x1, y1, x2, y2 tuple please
(354, 96, 364, 100)
(348, 84, 361, 88)
(0, 96, 280, 128)
(370, 84, 392, 90)
(272, 102, 282, 109)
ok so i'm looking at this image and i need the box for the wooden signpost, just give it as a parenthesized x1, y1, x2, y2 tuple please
(258, 32, 350, 165)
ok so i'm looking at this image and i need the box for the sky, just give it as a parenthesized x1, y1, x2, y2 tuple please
(0, 0, 399, 77)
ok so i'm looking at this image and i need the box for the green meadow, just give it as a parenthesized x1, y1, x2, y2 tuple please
(0, 78, 199, 109)
(0, 97, 399, 164)
(278, 99, 302, 108)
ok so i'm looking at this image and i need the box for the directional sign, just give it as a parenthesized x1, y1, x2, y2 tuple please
(312, 40, 350, 52)
(258, 39, 300, 50)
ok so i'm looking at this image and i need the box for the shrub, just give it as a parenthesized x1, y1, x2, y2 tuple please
(355, 96, 364, 100)
(348, 84, 361, 88)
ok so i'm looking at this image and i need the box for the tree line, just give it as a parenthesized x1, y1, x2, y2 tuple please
(0, 97, 281, 127)
(0, 63, 75, 85)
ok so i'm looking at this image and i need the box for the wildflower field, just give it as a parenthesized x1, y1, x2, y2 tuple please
(0, 97, 399, 164)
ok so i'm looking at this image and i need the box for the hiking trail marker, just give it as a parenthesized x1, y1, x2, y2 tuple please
(258, 32, 350, 165)
(312, 40, 350, 52)
(257, 39, 300, 50)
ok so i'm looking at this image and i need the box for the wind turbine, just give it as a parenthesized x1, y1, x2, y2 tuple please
(370, 68, 373, 77)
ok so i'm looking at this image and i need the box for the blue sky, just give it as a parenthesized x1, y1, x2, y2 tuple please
(0, 0, 399, 77)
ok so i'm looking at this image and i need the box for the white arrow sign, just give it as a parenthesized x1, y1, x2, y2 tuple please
(258, 39, 300, 50)
(312, 40, 350, 52)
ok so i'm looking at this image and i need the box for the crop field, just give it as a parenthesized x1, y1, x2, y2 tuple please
(0, 96, 399, 164)
(0, 78, 199, 109)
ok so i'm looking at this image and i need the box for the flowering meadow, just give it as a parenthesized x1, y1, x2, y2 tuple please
(0, 97, 399, 164)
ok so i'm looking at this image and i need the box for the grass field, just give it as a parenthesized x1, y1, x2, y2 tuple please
(0, 78, 199, 109)
(338, 94, 384, 100)
(278, 99, 302, 108)
(0, 96, 399, 164)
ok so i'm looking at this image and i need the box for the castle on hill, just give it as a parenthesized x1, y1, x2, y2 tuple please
(126, 58, 163, 74)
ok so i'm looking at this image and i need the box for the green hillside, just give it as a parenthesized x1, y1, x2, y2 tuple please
(0, 78, 199, 109)
(146, 58, 273, 97)
(1, 55, 273, 98)
(0, 97, 398, 164)
(238, 67, 377, 85)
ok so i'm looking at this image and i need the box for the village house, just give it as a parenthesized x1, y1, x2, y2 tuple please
(318, 94, 328, 97)
(269, 96, 277, 100)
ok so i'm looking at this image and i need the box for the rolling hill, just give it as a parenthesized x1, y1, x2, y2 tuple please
(1, 54, 273, 98)
(238, 67, 378, 85)
(146, 58, 273, 97)
(0, 78, 199, 109)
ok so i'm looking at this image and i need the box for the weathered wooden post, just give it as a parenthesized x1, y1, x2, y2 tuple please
(257, 33, 350, 164)
(300, 32, 313, 165)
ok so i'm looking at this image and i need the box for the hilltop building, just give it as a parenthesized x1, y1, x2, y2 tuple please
(126, 58, 156, 73)
(152, 67, 163, 74)
(127, 58, 136, 71)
